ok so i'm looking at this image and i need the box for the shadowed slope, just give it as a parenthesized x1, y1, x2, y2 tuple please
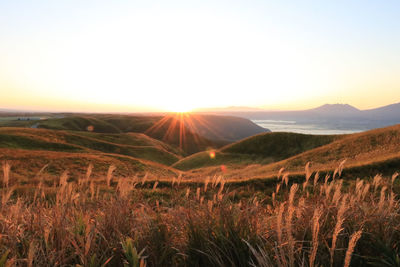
(38, 116, 123, 133)
(184, 114, 268, 141)
(145, 114, 223, 155)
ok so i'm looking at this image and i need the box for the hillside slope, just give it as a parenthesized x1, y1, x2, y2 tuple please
(183, 114, 268, 141)
(0, 128, 182, 165)
(0, 148, 178, 182)
(192, 124, 400, 180)
(173, 132, 341, 170)
(144, 114, 225, 154)
(3, 113, 267, 154)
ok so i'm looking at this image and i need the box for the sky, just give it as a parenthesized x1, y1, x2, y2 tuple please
(1, 0, 400, 112)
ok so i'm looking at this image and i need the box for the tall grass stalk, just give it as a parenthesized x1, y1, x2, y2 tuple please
(2, 161, 11, 188)
(309, 205, 322, 267)
(344, 230, 363, 267)
(106, 165, 116, 187)
(330, 195, 347, 266)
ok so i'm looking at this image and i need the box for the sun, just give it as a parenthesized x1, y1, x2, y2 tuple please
(165, 103, 194, 113)
(171, 107, 192, 113)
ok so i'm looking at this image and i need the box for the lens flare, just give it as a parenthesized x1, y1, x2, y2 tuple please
(220, 165, 227, 173)
(209, 151, 216, 159)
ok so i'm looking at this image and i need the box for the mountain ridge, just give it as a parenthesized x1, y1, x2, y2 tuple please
(308, 103, 361, 113)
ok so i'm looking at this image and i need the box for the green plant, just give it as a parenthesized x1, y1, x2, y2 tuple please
(121, 238, 146, 267)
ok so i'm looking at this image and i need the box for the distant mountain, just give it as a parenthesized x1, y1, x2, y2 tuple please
(305, 103, 400, 122)
(211, 102, 399, 119)
(204, 102, 400, 132)
(0, 108, 44, 113)
(363, 102, 400, 120)
(309, 104, 361, 115)
(0, 108, 21, 113)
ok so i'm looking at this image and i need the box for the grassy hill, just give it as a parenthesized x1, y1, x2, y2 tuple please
(144, 115, 224, 154)
(0, 114, 163, 133)
(0, 115, 222, 154)
(2, 114, 400, 184)
(0, 128, 182, 166)
(0, 148, 178, 182)
(181, 114, 268, 141)
(247, 124, 400, 175)
(186, 124, 400, 180)
(38, 116, 123, 132)
(173, 132, 341, 170)
(0, 113, 269, 154)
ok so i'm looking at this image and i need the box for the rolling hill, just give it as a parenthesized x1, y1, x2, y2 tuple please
(180, 114, 268, 141)
(248, 124, 400, 176)
(0, 113, 268, 154)
(0, 128, 183, 166)
(173, 132, 341, 170)
(2, 112, 400, 184)
(182, 124, 400, 180)
(0, 148, 178, 182)
(144, 114, 220, 154)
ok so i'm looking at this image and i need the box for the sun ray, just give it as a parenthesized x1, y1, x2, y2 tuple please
(180, 114, 205, 149)
(144, 112, 226, 153)
(164, 115, 179, 142)
(189, 115, 226, 141)
(145, 116, 171, 135)
(179, 113, 186, 149)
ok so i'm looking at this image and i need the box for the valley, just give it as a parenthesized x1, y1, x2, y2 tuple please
(1, 112, 399, 184)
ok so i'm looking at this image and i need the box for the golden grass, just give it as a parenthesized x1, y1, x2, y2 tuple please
(0, 160, 399, 266)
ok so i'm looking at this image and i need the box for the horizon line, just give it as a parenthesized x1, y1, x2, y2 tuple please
(1, 101, 400, 114)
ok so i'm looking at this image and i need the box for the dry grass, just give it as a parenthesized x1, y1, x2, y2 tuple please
(2, 160, 11, 188)
(0, 161, 399, 266)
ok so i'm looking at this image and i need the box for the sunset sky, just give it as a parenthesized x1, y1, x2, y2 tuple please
(1, 0, 399, 112)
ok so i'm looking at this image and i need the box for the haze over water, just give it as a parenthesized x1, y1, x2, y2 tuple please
(252, 119, 363, 135)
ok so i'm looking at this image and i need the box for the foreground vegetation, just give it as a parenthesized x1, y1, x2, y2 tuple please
(0, 161, 399, 266)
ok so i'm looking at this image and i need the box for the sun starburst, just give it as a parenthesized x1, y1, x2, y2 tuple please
(145, 112, 224, 152)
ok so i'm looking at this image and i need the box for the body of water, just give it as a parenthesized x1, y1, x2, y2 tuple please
(252, 119, 363, 135)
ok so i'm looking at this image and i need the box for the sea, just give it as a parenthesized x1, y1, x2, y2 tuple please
(252, 119, 364, 135)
